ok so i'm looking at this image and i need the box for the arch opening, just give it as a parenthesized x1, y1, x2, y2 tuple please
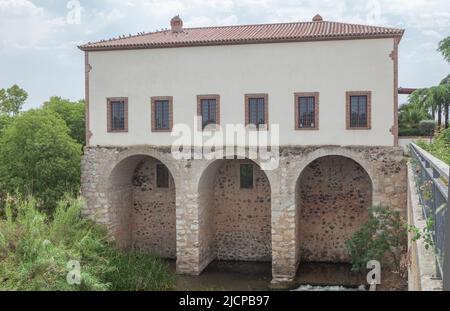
(198, 158, 272, 267)
(295, 155, 373, 264)
(107, 155, 176, 258)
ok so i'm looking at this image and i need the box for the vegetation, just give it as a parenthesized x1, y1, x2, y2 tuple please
(0, 109, 82, 212)
(399, 36, 450, 133)
(438, 36, 450, 63)
(43, 97, 85, 146)
(0, 85, 176, 291)
(0, 85, 28, 116)
(416, 128, 450, 164)
(0, 196, 175, 291)
(418, 120, 436, 139)
(345, 206, 407, 273)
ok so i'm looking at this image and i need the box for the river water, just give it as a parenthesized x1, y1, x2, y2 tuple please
(173, 261, 368, 291)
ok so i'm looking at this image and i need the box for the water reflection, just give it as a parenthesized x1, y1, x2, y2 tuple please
(171, 261, 366, 291)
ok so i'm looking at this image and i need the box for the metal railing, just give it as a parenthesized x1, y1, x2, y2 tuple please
(410, 143, 449, 288)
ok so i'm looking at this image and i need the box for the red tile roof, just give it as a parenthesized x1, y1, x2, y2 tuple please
(79, 19, 404, 51)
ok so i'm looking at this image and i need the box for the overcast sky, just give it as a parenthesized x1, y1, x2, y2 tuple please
(0, 0, 449, 110)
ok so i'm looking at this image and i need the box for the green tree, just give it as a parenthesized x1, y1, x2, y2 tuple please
(0, 115, 13, 137)
(438, 36, 450, 63)
(0, 110, 81, 212)
(440, 77, 450, 129)
(0, 85, 28, 116)
(43, 97, 85, 146)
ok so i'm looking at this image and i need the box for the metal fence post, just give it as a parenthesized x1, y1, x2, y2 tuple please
(444, 169, 450, 291)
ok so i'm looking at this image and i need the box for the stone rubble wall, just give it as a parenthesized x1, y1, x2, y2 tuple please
(213, 160, 271, 261)
(132, 157, 176, 258)
(297, 156, 372, 263)
(81, 145, 407, 284)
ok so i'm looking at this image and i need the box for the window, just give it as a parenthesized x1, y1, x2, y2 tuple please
(152, 97, 173, 132)
(240, 164, 254, 189)
(295, 92, 319, 130)
(156, 164, 169, 188)
(245, 94, 268, 129)
(197, 95, 220, 130)
(346, 92, 371, 129)
(107, 98, 128, 132)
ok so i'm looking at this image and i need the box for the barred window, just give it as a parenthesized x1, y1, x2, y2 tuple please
(201, 99, 217, 129)
(248, 97, 265, 127)
(156, 164, 169, 188)
(298, 96, 316, 128)
(155, 100, 170, 130)
(240, 164, 254, 189)
(107, 99, 127, 132)
(111, 101, 125, 130)
(349, 95, 368, 128)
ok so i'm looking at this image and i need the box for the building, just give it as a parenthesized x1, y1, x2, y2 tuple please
(79, 15, 407, 284)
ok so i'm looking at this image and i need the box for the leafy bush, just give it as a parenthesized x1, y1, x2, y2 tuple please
(399, 127, 422, 137)
(43, 97, 85, 146)
(416, 128, 450, 164)
(345, 206, 407, 273)
(419, 120, 436, 137)
(0, 196, 175, 291)
(0, 110, 81, 212)
(398, 100, 431, 131)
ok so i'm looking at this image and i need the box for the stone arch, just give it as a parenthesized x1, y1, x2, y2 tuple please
(295, 154, 373, 263)
(196, 157, 273, 268)
(99, 147, 180, 192)
(287, 147, 376, 195)
(104, 151, 177, 258)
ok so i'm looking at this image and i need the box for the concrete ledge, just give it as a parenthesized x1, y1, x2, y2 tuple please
(407, 162, 443, 291)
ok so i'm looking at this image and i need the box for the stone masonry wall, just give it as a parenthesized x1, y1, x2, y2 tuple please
(213, 160, 271, 261)
(297, 156, 372, 263)
(81, 145, 407, 283)
(131, 158, 176, 258)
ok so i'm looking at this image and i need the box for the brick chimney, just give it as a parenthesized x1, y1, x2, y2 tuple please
(170, 15, 183, 33)
(312, 14, 323, 22)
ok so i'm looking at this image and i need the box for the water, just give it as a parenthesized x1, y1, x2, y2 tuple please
(172, 261, 367, 291)
(293, 285, 366, 291)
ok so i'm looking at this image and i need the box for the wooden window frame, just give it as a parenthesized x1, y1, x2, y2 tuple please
(244, 93, 269, 130)
(239, 163, 254, 189)
(295, 92, 319, 130)
(107, 97, 128, 133)
(346, 91, 372, 130)
(197, 95, 220, 131)
(151, 96, 173, 132)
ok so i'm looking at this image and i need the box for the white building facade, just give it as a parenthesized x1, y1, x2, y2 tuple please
(80, 15, 407, 284)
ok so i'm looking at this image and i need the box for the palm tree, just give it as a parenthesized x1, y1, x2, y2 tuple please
(399, 91, 431, 130)
(438, 36, 450, 63)
(440, 75, 450, 129)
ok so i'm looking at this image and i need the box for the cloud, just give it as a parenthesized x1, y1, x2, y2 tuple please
(0, 0, 43, 17)
(0, 0, 449, 109)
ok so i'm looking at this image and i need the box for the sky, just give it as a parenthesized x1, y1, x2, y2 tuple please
(0, 0, 449, 110)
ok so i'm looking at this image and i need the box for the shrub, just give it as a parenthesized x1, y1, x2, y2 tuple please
(419, 120, 436, 137)
(345, 206, 407, 273)
(398, 127, 422, 137)
(416, 128, 450, 164)
(0, 110, 81, 212)
(0, 196, 175, 291)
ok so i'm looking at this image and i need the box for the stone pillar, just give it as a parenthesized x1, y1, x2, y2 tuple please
(175, 160, 214, 275)
(271, 192, 298, 284)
